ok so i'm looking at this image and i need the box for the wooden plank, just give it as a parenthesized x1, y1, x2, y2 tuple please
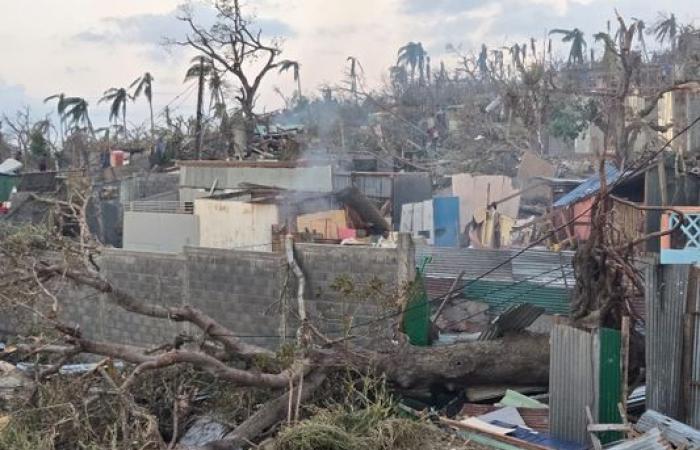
(586, 406, 604, 450)
(440, 417, 551, 450)
(658, 159, 668, 206)
(587, 424, 631, 432)
(621, 316, 630, 413)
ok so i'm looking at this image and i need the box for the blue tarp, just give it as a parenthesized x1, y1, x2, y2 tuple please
(490, 421, 588, 450)
(553, 164, 621, 208)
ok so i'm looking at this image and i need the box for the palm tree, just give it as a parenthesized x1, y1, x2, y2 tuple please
(389, 65, 408, 92)
(207, 71, 227, 113)
(277, 60, 301, 100)
(477, 44, 489, 77)
(44, 93, 72, 148)
(652, 12, 678, 51)
(346, 56, 363, 100)
(185, 56, 215, 159)
(63, 98, 94, 136)
(130, 73, 155, 142)
(549, 28, 587, 65)
(99, 88, 130, 141)
(631, 18, 648, 61)
(397, 42, 426, 84)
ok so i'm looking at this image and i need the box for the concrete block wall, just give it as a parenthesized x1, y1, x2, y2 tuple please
(295, 243, 400, 338)
(185, 247, 288, 348)
(60, 250, 188, 347)
(1, 243, 405, 350)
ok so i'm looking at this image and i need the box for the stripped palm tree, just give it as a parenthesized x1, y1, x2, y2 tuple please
(631, 18, 649, 61)
(397, 42, 426, 84)
(185, 56, 216, 158)
(99, 88, 130, 141)
(652, 12, 678, 51)
(277, 60, 302, 100)
(43, 93, 72, 148)
(130, 73, 155, 142)
(549, 28, 587, 65)
(63, 98, 94, 137)
(207, 70, 228, 113)
(346, 56, 363, 101)
(477, 44, 489, 78)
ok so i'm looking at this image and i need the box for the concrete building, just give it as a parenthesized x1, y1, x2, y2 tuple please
(195, 197, 279, 252)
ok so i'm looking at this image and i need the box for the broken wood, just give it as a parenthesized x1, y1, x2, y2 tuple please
(197, 371, 327, 450)
(431, 270, 466, 326)
(440, 417, 550, 450)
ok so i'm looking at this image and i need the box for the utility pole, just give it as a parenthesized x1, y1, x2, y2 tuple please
(195, 57, 205, 160)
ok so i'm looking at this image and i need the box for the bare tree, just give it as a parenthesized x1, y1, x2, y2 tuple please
(175, 0, 285, 135)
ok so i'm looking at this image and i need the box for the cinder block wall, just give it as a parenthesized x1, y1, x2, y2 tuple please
(295, 244, 400, 337)
(61, 250, 188, 347)
(15, 243, 404, 350)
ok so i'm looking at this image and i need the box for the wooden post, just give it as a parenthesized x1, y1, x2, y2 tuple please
(657, 158, 668, 206)
(620, 316, 630, 415)
(432, 270, 466, 326)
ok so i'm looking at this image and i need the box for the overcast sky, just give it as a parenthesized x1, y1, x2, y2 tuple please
(0, 0, 698, 128)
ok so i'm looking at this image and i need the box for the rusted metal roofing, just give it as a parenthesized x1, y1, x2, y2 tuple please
(459, 404, 549, 433)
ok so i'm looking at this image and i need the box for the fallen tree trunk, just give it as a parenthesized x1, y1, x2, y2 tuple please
(191, 371, 327, 450)
(316, 334, 550, 391)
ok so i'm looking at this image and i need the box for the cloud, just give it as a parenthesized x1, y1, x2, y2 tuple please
(0, 80, 47, 117)
(71, 5, 294, 48)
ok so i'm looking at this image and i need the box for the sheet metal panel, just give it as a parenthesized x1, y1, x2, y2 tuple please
(553, 164, 621, 208)
(511, 249, 576, 288)
(350, 173, 393, 199)
(636, 410, 700, 449)
(415, 246, 513, 281)
(550, 325, 598, 445)
(392, 173, 432, 228)
(478, 303, 545, 340)
(433, 197, 460, 248)
(465, 280, 571, 315)
(180, 165, 334, 192)
(689, 268, 700, 429)
(606, 428, 669, 450)
(646, 264, 689, 419)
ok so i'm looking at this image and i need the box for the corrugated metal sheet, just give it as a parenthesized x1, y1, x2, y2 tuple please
(349, 172, 393, 199)
(417, 246, 574, 313)
(479, 303, 545, 340)
(465, 280, 571, 315)
(607, 428, 670, 450)
(598, 328, 623, 444)
(180, 165, 334, 192)
(392, 173, 432, 228)
(636, 410, 700, 449)
(550, 325, 597, 445)
(646, 264, 689, 419)
(511, 249, 576, 288)
(416, 246, 515, 281)
(689, 268, 700, 429)
(459, 404, 549, 432)
(553, 164, 621, 208)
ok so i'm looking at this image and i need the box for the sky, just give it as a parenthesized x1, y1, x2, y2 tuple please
(0, 0, 698, 130)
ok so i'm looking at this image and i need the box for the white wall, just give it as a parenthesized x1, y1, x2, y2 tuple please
(180, 165, 334, 193)
(195, 199, 279, 252)
(123, 212, 199, 253)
